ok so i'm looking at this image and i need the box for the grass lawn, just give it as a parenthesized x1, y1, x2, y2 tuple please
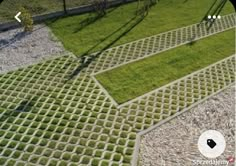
(49, 0, 234, 56)
(95, 29, 235, 104)
(0, 0, 91, 22)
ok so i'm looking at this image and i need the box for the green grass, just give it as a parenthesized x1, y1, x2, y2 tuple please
(49, 0, 234, 56)
(95, 29, 235, 104)
(0, 0, 92, 22)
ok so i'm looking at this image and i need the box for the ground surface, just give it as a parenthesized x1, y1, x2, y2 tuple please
(49, 0, 234, 56)
(139, 85, 235, 166)
(0, 24, 66, 74)
(0, 3, 235, 166)
(95, 29, 235, 103)
(0, 0, 92, 22)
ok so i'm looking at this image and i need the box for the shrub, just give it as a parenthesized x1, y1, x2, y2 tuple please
(19, 7, 33, 32)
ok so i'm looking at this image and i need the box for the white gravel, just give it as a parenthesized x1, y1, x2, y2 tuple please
(139, 85, 235, 166)
(0, 24, 66, 74)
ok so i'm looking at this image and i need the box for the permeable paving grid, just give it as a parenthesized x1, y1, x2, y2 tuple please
(0, 13, 235, 166)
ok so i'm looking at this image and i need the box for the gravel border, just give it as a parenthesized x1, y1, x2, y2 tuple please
(139, 85, 235, 166)
(0, 24, 68, 74)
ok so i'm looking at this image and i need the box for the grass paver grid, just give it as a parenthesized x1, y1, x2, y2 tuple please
(0, 13, 235, 166)
(119, 55, 235, 131)
(86, 13, 235, 74)
(0, 56, 136, 166)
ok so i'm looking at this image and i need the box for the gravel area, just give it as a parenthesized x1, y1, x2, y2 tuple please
(139, 85, 235, 166)
(0, 24, 67, 74)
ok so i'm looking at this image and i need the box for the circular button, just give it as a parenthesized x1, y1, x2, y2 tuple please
(198, 130, 226, 158)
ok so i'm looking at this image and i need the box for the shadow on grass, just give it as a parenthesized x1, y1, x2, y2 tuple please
(189, 0, 227, 42)
(73, 14, 104, 33)
(15, 100, 35, 112)
(0, 97, 37, 123)
(67, 15, 146, 80)
(199, 0, 227, 31)
(73, 6, 119, 33)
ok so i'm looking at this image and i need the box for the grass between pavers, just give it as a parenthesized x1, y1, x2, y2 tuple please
(95, 29, 235, 104)
(0, 56, 136, 165)
(48, 0, 234, 57)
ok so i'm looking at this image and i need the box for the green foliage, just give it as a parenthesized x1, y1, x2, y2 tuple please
(19, 7, 33, 32)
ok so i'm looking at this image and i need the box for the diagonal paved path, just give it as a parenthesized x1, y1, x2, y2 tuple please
(0, 13, 235, 166)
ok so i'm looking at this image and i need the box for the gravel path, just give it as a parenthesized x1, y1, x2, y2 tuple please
(0, 24, 66, 74)
(139, 85, 235, 166)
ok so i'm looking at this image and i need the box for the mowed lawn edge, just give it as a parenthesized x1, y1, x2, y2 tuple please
(95, 29, 235, 104)
(48, 0, 234, 56)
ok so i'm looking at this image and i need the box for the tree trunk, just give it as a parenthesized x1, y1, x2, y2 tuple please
(63, 0, 67, 14)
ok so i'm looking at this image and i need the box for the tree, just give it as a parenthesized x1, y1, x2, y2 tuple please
(137, 0, 157, 16)
(91, 0, 108, 16)
(20, 7, 33, 32)
(63, 0, 67, 14)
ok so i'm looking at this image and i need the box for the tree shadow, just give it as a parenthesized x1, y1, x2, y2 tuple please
(0, 31, 30, 50)
(189, 0, 227, 42)
(73, 5, 120, 33)
(199, 0, 227, 30)
(206, 0, 227, 31)
(73, 14, 104, 33)
(0, 98, 37, 123)
(15, 99, 35, 112)
(187, 40, 197, 46)
(67, 15, 146, 80)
